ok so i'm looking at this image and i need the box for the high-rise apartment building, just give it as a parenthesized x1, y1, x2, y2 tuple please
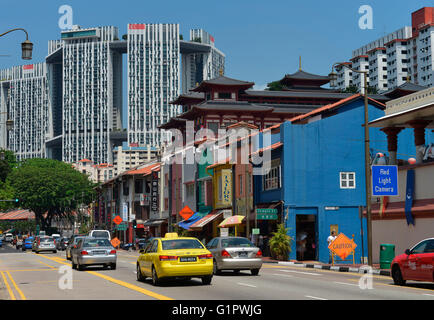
(0, 63, 50, 160)
(335, 7, 434, 92)
(181, 29, 225, 92)
(127, 23, 180, 147)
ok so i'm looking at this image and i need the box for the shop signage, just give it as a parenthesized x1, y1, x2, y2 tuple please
(252, 228, 260, 235)
(151, 171, 159, 213)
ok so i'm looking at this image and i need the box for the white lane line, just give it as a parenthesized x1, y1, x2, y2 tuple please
(334, 281, 360, 287)
(305, 295, 327, 300)
(272, 273, 293, 278)
(422, 293, 434, 297)
(237, 282, 257, 288)
(279, 269, 321, 276)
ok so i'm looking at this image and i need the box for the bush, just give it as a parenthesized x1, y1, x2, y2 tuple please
(269, 224, 293, 261)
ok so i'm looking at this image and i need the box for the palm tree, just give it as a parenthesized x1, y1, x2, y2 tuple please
(269, 224, 293, 260)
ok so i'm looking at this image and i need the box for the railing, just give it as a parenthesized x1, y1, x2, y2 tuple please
(385, 86, 434, 115)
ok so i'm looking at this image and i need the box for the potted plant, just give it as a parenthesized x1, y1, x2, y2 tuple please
(269, 224, 293, 261)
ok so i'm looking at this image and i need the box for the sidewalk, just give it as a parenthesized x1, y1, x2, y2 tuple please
(261, 256, 391, 276)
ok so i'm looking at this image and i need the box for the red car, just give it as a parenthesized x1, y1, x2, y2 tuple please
(391, 238, 434, 285)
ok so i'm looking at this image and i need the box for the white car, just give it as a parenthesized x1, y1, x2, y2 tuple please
(5, 233, 13, 242)
(89, 230, 111, 241)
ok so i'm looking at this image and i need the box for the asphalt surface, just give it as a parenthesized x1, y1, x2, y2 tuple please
(0, 243, 433, 301)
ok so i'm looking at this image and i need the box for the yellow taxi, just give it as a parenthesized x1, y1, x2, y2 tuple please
(136, 233, 213, 286)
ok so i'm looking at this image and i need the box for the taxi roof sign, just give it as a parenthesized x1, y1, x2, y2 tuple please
(328, 233, 357, 260)
(164, 232, 178, 239)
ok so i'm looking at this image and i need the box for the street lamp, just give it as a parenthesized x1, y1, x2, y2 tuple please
(0, 28, 33, 60)
(329, 63, 373, 266)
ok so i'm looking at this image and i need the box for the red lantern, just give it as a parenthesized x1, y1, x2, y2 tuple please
(408, 158, 416, 165)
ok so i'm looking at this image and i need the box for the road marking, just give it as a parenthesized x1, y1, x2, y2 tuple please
(38, 260, 57, 269)
(0, 268, 57, 272)
(271, 273, 293, 278)
(334, 281, 360, 287)
(36, 253, 173, 300)
(278, 269, 321, 276)
(422, 293, 434, 297)
(305, 295, 327, 300)
(6, 271, 26, 300)
(0, 271, 15, 300)
(344, 278, 434, 294)
(237, 282, 257, 288)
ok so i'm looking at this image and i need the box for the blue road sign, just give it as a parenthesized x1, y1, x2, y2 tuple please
(372, 165, 398, 196)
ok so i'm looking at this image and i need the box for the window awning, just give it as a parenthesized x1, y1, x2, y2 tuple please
(189, 209, 225, 230)
(178, 212, 202, 230)
(142, 219, 167, 227)
(256, 202, 282, 209)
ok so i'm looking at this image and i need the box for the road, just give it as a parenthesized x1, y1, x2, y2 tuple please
(0, 243, 433, 301)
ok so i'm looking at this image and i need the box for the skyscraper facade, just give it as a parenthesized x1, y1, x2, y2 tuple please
(0, 63, 50, 160)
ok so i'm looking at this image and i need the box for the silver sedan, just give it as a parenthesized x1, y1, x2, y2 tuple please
(71, 237, 117, 271)
(206, 237, 263, 275)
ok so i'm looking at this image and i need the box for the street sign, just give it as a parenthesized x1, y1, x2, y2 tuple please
(256, 208, 278, 214)
(116, 223, 128, 231)
(179, 205, 194, 220)
(328, 233, 357, 260)
(372, 165, 398, 196)
(111, 237, 120, 248)
(122, 203, 128, 221)
(113, 215, 122, 225)
(252, 228, 260, 235)
(256, 213, 278, 220)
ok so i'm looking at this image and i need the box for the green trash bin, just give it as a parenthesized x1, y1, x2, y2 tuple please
(380, 244, 395, 269)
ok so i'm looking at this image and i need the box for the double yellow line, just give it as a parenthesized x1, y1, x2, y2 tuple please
(0, 271, 26, 300)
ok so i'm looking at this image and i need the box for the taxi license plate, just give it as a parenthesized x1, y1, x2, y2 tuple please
(238, 252, 248, 257)
(180, 257, 197, 262)
(93, 251, 106, 255)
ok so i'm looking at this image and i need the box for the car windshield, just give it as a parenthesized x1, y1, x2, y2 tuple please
(73, 237, 85, 244)
(91, 231, 109, 238)
(221, 238, 255, 248)
(83, 239, 112, 247)
(40, 237, 54, 243)
(162, 239, 204, 250)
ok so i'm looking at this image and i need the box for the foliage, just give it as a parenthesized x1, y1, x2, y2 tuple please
(342, 85, 379, 94)
(7, 158, 97, 231)
(122, 34, 127, 40)
(269, 224, 293, 261)
(0, 181, 16, 211)
(0, 220, 35, 234)
(192, 37, 202, 43)
(0, 149, 17, 182)
(179, 34, 183, 40)
(265, 80, 284, 91)
(178, 228, 192, 237)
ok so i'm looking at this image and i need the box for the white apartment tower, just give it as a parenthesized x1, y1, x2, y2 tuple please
(61, 26, 122, 164)
(127, 23, 180, 147)
(0, 63, 50, 160)
(182, 29, 225, 92)
(336, 7, 434, 92)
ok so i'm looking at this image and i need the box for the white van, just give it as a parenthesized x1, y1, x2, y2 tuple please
(5, 233, 13, 242)
(89, 230, 111, 241)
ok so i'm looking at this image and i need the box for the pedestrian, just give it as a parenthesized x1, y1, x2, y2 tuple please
(327, 231, 337, 264)
(258, 235, 264, 252)
(296, 232, 307, 261)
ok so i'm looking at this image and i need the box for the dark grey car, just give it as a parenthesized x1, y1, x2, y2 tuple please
(206, 237, 263, 275)
(66, 235, 85, 260)
(71, 237, 117, 271)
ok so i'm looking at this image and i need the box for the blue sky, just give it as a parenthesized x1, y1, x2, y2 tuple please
(0, 0, 432, 125)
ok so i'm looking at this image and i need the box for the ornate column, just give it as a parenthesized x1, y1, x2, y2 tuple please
(380, 127, 403, 165)
(407, 120, 431, 163)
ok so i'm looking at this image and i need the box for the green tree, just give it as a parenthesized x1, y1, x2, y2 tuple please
(269, 224, 293, 261)
(265, 80, 284, 91)
(0, 149, 17, 182)
(342, 85, 378, 94)
(0, 181, 16, 211)
(7, 158, 96, 231)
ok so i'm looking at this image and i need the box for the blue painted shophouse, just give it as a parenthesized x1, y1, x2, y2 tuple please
(254, 94, 429, 263)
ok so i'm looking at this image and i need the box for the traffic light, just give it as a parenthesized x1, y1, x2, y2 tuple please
(133, 220, 137, 229)
(15, 198, 18, 203)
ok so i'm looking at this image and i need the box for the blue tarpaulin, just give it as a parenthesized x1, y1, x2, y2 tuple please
(178, 212, 202, 230)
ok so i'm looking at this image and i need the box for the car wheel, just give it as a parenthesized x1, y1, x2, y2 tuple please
(233, 269, 240, 274)
(111, 263, 116, 270)
(213, 260, 221, 275)
(251, 269, 260, 276)
(152, 266, 160, 286)
(78, 263, 84, 271)
(202, 275, 212, 285)
(137, 264, 145, 281)
(35, 250, 40, 254)
(53, 250, 57, 254)
(72, 260, 77, 270)
(392, 265, 406, 286)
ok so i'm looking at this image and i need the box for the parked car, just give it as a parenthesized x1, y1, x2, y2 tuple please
(391, 238, 434, 285)
(0, 238, 2, 247)
(5, 233, 13, 242)
(66, 235, 86, 260)
(206, 236, 263, 275)
(136, 233, 213, 286)
(89, 230, 111, 241)
(33, 236, 57, 254)
(57, 237, 69, 251)
(71, 237, 117, 271)
(23, 237, 33, 251)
